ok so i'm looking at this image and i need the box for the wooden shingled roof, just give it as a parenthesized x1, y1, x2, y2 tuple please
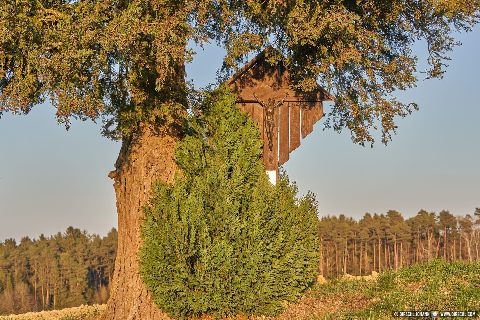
(228, 48, 332, 171)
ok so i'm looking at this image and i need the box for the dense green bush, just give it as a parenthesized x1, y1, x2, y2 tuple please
(140, 88, 319, 319)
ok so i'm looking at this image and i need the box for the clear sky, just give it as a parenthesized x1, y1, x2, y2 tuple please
(1, 28, 479, 241)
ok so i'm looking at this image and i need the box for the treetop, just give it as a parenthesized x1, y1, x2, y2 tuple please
(1, 0, 478, 144)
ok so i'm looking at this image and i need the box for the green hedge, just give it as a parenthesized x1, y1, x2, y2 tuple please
(140, 88, 319, 319)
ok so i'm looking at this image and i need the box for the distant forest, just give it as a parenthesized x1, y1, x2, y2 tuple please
(318, 208, 480, 278)
(1, 208, 479, 315)
(0, 227, 117, 315)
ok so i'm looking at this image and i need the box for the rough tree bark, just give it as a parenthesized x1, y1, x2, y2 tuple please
(101, 125, 178, 320)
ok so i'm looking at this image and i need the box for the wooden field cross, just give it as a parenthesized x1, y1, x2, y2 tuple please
(228, 48, 332, 184)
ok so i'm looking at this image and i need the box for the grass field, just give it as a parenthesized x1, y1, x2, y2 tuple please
(0, 305, 106, 320)
(1, 259, 478, 320)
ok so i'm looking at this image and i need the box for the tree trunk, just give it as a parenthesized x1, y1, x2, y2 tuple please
(427, 231, 433, 261)
(326, 247, 330, 278)
(53, 286, 56, 310)
(453, 239, 456, 261)
(46, 285, 50, 308)
(364, 242, 368, 274)
(475, 239, 479, 261)
(353, 239, 357, 275)
(444, 227, 447, 260)
(384, 240, 388, 269)
(359, 242, 362, 276)
(41, 285, 45, 309)
(319, 238, 324, 275)
(34, 274, 37, 310)
(335, 243, 339, 275)
(101, 125, 177, 320)
(464, 235, 472, 263)
(459, 236, 462, 260)
(414, 236, 418, 263)
(400, 241, 403, 269)
(377, 238, 382, 272)
(408, 242, 412, 265)
(373, 242, 376, 272)
(435, 235, 440, 259)
(393, 236, 398, 270)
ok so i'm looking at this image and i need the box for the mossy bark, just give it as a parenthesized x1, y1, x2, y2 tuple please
(102, 125, 177, 320)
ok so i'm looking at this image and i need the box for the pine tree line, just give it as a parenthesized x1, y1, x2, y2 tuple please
(2, 208, 479, 314)
(318, 209, 480, 278)
(0, 227, 117, 315)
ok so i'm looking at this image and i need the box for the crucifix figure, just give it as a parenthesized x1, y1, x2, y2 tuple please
(228, 48, 332, 184)
(253, 93, 286, 152)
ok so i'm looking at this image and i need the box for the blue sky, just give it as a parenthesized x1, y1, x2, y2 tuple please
(1, 28, 479, 241)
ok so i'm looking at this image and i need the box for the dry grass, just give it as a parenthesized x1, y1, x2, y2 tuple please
(0, 286, 366, 320)
(3, 260, 478, 320)
(0, 277, 376, 320)
(0, 305, 106, 320)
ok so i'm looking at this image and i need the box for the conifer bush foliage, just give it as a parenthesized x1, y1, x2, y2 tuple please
(140, 88, 319, 319)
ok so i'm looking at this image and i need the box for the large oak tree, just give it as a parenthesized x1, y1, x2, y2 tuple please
(1, 0, 478, 319)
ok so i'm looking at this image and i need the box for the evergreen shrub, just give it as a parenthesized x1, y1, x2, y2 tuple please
(140, 88, 319, 319)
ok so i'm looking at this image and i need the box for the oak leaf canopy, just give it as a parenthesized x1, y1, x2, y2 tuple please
(0, 0, 478, 144)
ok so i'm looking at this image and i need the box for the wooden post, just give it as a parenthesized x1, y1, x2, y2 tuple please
(289, 102, 301, 152)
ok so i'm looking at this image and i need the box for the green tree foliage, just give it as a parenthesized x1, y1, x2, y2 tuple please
(0, 228, 117, 315)
(1, 0, 478, 144)
(140, 89, 319, 319)
(318, 209, 480, 278)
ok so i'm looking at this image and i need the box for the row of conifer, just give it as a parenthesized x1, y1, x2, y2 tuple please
(1, 208, 479, 315)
